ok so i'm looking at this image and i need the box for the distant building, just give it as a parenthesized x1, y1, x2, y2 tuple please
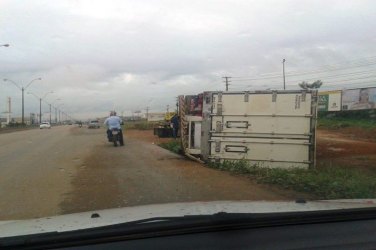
(0, 118, 7, 128)
(8, 117, 32, 125)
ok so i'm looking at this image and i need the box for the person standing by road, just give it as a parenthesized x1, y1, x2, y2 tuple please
(104, 111, 124, 146)
(170, 114, 179, 139)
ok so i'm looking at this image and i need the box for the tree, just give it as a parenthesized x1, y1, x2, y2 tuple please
(298, 80, 323, 90)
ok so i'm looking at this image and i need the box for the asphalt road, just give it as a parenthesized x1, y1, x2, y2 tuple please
(0, 126, 303, 220)
(0, 126, 101, 220)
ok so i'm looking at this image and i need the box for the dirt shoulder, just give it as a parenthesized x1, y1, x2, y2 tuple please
(60, 129, 308, 215)
(0, 126, 39, 134)
(318, 127, 376, 142)
(316, 129, 376, 174)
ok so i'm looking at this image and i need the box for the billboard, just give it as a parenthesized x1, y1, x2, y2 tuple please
(147, 113, 165, 122)
(185, 94, 203, 116)
(318, 90, 341, 111)
(342, 87, 376, 110)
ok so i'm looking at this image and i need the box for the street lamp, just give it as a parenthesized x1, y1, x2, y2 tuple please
(41, 91, 53, 124)
(51, 98, 61, 124)
(3, 77, 42, 125)
(1, 44, 9, 47)
(57, 104, 64, 124)
(27, 91, 53, 124)
(282, 59, 286, 90)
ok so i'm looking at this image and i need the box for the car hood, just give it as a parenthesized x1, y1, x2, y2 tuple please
(0, 199, 375, 238)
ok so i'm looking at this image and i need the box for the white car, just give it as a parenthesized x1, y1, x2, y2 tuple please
(88, 120, 100, 129)
(40, 122, 51, 129)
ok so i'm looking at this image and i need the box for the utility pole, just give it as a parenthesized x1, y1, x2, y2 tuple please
(39, 98, 42, 123)
(166, 104, 169, 113)
(49, 104, 52, 124)
(145, 106, 149, 121)
(6, 97, 11, 124)
(3, 78, 42, 125)
(55, 107, 57, 124)
(282, 59, 286, 90)
(22, 87, 25, 124)
(222, 76, 231, 91)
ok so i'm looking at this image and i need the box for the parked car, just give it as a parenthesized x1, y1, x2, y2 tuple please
(39, 122, 51, 129)
(88, 120, 100, 129)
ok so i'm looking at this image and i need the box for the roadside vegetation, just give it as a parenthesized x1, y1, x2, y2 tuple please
(158, 141, 376, 199)
(123, 121, 157, 130)
(208, 160, 376, 199)
(318, 117, 376, 129)
(318, 110, 376, 129)
(156, 111, 376, 199)
(159, 140, 182, 154)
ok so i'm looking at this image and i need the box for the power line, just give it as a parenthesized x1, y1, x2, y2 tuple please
(232, 81, 376, 90)
(300, 75, 376, 84)
(286, 61, 376, 77)
(289, 70, 376, 81)
(230, 68, 376, 89)
(232, 68, 376, 83)
(231, 58, 376, 81)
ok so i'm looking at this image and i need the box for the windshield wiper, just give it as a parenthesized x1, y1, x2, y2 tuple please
(2, 208, 376, 249)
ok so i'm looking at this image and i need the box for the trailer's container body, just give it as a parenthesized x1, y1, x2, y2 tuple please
(180, 90, 318, 169)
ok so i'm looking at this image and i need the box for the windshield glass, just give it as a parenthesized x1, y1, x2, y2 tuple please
(0, 0, 375, 237)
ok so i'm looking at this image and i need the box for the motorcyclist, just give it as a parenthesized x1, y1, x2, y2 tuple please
(104, 111, 124, 146)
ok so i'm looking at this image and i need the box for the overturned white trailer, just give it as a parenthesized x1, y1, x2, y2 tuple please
(179, 90, 318, 169)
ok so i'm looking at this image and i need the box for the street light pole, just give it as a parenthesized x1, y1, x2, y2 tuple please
(52, 98, 61, 124)
(41, 91, 53, 123)
(0, 44, 10, 47)
(49, 104, 52, 124)
(22, 87, 25, 124)
(55, 107, 57, 123)
(39, 98, 42, 123)
(282, 59, 286, 90)
(3, 78, 42, 125)
(57, 104, 64, 125)
(27, 91, 53, 124)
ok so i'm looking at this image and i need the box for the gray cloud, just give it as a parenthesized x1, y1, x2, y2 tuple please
(1, 0, 376, 119)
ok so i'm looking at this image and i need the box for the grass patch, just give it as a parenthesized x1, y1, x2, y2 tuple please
(159, 140, 182, 154)
(318, 117, 376, 129)
(208, 160, 376, 199)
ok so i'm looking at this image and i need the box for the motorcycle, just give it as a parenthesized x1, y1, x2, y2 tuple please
(110, 128, 120, 147)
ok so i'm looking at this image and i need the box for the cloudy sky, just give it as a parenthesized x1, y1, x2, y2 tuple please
(1, 0, 376, 119)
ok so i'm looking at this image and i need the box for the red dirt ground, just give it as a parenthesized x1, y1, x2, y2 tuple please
(316, 129, 376, 173)
(126, 128, 376, 173)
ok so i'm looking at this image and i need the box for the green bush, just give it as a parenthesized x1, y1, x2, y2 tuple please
(318, 109, 376, 119)
(318, 117, 376, 129)
(6, 122, 27, 128)
(123, 121, 157, 130)
(159, 140, 182, 154)
(208, 160, 376, 199)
